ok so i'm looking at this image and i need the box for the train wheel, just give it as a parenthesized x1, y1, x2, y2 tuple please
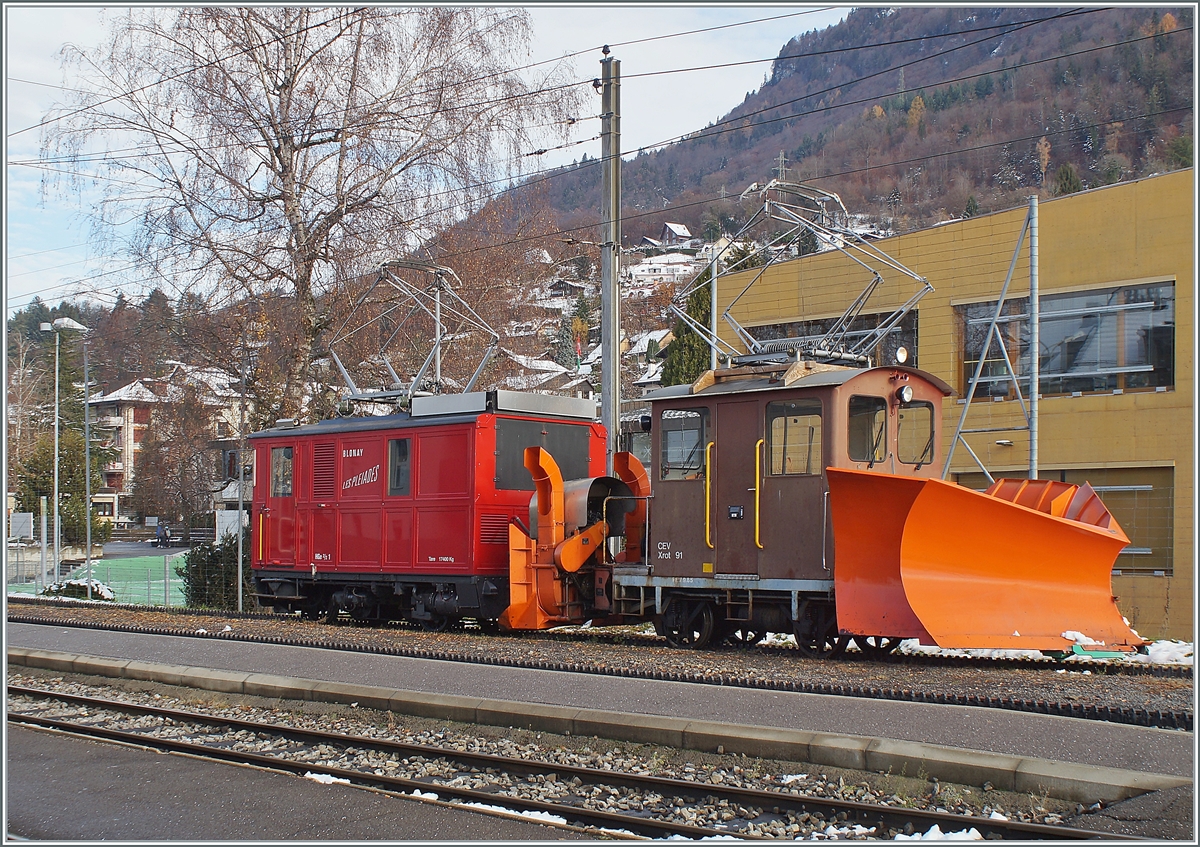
(421, 615, 450, 633)
(721, 626, 765, 648)
(662, 602, 716, 649)
(793, 602, 848, 659)
(854, 636, 901, 659)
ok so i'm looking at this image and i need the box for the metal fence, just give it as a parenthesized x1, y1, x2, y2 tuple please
(7, 548, 189, 606)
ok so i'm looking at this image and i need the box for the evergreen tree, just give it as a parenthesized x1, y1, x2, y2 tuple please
(15, 430, 115, 545)
(176, 526, 253, 610)
(661, 267, 713, 387)
(1053, 164, 1084, 196)
(963, 195, 980, 218)
(552, 314, 577, 369)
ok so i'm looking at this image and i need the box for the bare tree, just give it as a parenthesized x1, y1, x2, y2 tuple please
(130, 383, 221, 534)
(42, 7, 582, 420)
(6, 335, 50, 467)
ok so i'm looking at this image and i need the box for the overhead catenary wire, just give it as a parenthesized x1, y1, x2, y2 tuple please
(11, 7, 1097, 172)
(8, 10, 1187, 312)
(10, 94, 1188, 317)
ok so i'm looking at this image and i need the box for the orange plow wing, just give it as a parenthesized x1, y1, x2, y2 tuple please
(827, 469, 1143, 652)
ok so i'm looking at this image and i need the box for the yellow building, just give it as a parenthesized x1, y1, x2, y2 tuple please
(717, 169, 1194, 640)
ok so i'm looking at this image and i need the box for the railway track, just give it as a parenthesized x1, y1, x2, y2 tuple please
(9, 596, 1188, 678)
(8, 604, 1193, 732)
(8, 685, 1131, 841)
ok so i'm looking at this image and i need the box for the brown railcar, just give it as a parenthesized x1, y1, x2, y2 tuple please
(609, 363, 952, 654)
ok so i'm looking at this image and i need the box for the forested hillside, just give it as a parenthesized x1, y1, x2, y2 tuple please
(532, 5, 1192, 243)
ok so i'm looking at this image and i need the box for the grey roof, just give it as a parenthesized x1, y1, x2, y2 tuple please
(642, 366, 953, 400)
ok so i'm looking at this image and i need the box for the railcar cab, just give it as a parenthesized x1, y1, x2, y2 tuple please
(612, 360, 952, 652)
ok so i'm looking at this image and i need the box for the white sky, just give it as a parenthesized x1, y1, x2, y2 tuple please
(4, 4, 849, 315)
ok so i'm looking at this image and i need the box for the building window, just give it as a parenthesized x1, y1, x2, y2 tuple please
(748, 309, 917, 367)
(766, 399, 823, 475)
(897, 401, 936, 467)
(955, 467, 1174, 575)
(847, 396, 887, 464)
(270, 447, 293, 497)
(94, 501, 114, 516)
(388, 438, 411, 496)
(956, 282, 1174, 398)
(660, 408, 708, 480)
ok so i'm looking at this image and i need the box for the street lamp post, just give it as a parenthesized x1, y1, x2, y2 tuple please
(40, 317, 89, 586)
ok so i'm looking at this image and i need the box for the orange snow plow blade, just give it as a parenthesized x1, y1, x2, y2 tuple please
(827, 469, 1143, 652)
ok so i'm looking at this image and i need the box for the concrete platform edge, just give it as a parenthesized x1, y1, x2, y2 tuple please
(8, 646, 1190, 805)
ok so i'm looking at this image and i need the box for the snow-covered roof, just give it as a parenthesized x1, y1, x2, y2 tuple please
(626, 329, 671, 357)
(631, 252, 696, 267)
(499, 371, 566, 390)
(501, 348, 568, 374)
(662, 222, 691, 238)
(581, 343, 604, 365)
(90, 380, 162, 405)
(634, 360, 664, 386)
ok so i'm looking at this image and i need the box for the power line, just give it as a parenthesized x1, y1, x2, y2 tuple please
(12, 9, 1085, 171)
(9, 11, 1184, 310)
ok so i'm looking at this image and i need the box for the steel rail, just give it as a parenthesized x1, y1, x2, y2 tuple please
(9, 687, 1133, 841)
(7, 612, 1192, 731)
(9, 598, 1187, 679)
(8, 709, 728, 840)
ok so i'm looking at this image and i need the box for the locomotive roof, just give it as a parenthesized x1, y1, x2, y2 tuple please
(247, 409, 594, 439)
(642, 365, 953, 400)
(250, 388, 598, 439)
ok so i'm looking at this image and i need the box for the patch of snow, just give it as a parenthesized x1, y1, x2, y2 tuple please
(779, 774, 809, 784)
(304, 772, 351, 785)
(1062, 630, 1104, 646)
(760, 633, 1193, 666)
(460, 801, 567, 825)
(410, 789, 439, 800)
(196, 629, 208, 634)
(894, 824, 983, 840)
(824, 823, 877, 838)
(222, 625, 232, 632)
(988, 811, 1009, 820)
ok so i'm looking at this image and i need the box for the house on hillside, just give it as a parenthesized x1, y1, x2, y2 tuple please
(625, 252, 699, 291)
(88, 362, 243, 526)
(660, 222, 692, 246)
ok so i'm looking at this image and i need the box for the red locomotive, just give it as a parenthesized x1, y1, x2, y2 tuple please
(252, 361, 1143, 656)
(250, 391, 607, 628)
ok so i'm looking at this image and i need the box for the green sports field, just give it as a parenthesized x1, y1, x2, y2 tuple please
(7, 551, 189, 606)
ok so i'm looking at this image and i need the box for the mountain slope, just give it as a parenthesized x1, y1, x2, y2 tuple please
(532, 5, 1192, 243)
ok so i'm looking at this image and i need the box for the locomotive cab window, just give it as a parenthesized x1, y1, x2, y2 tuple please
(767, 399, 823, 475)
(660, 408, 709, 481)
(847, 396, 887, 464)
(388, 438, 411, 496)
(270, 446, 293, 497)
(897, 401, 935, 467)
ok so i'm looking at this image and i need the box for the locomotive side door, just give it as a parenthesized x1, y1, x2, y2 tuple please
(651, 406, 712, 577)
(712, 399, 760, 575)
(759, 396, 831, 580)
(261, 443, 297, 565)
